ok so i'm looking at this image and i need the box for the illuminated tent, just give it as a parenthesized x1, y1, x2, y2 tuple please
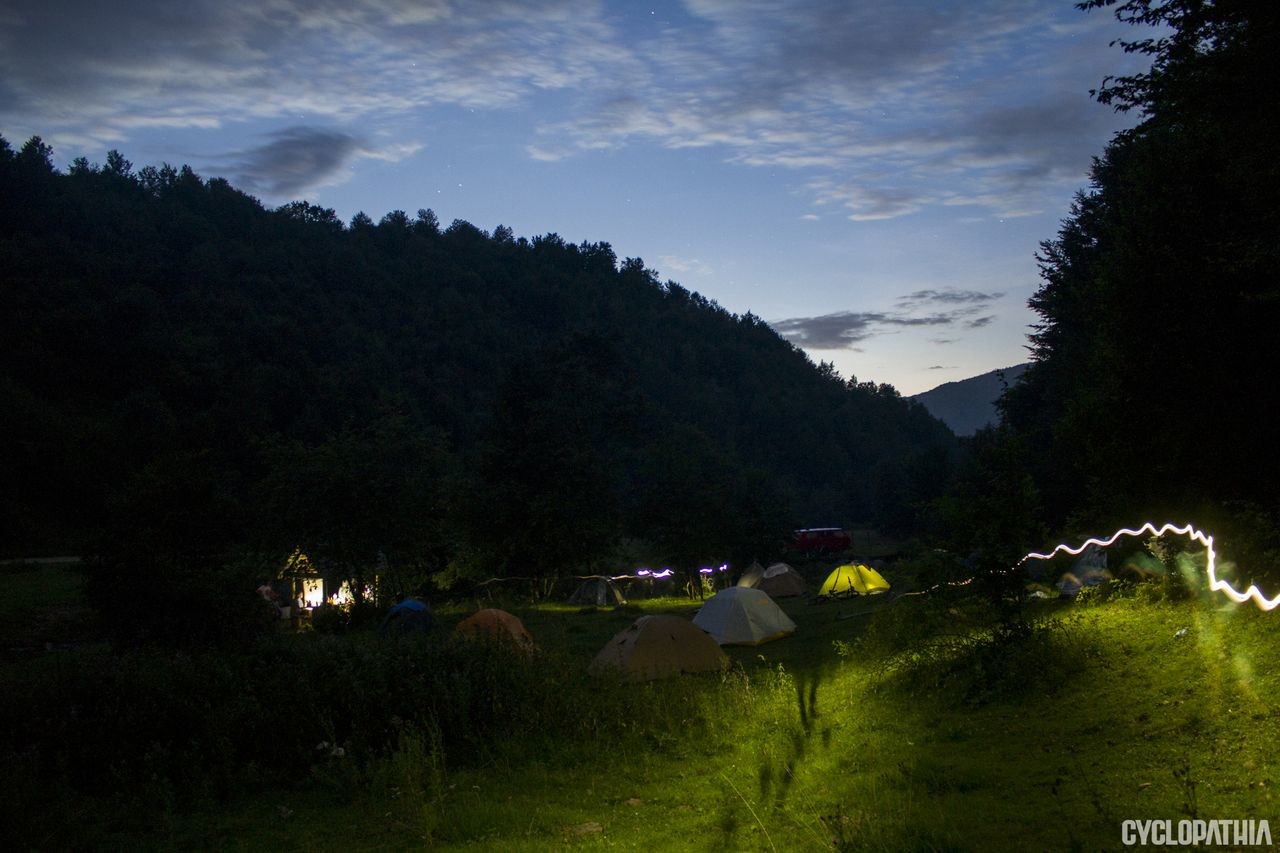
(692, 587, 796, 646)
(737, 561, 807, 598)
(589, 615, 728, 681)
(456, 608, 536, 651)
(819, 564, 890, 598)
(379, 598, 437, 637)
(568, 576, 626, 606)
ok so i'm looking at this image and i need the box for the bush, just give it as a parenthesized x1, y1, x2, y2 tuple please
(853, 594, 1090, 705)
(0, 627, 759, 813)
(309, 603, 350, 634)
(86, 555, 279, 650)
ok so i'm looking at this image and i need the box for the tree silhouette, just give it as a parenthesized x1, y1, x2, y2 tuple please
(1001, 0, 1280, 537)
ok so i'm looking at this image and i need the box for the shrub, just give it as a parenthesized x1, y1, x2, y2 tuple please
(0, 627, 764, 813)
(854, 594, 1089, 704)
(309, 603, 349, 634)
(85, 555, 279, 650)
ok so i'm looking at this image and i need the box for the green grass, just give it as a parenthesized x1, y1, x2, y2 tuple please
(10, 577, 1280, 851)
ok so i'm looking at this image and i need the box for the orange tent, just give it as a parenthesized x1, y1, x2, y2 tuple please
(455, 608, 536, 651)
(589, 615, 728, 681)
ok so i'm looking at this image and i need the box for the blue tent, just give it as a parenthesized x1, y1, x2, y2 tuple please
(379, 598, 437, 637)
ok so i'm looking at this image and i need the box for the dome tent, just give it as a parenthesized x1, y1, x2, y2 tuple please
(589, 615, 728, 681)
(818, 564, 890, 598)
(692, 587, 796, 646)
(455, 608, 536, 651)
(379, 598, 437, 637)
(738, 561, 807, 598)
(568, 576, 626, 606)
(737, 561, 766, 587)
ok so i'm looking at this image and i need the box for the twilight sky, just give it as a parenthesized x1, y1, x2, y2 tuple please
(0, 0, 1151, 394)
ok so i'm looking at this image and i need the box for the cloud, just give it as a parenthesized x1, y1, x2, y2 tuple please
(896, 288, 1004, 309)
(806, 181, 928, 222)
(657, 254, 712, 276)
(213, 127, 364, 196)
(209, 126, 420, 197)
(770, 311, 887, 348)
(530, 1, 1145, 219)
(772, 285, 1007, 349)
(770, 309, 957, 349)
(0, 0, 1146, 219)
(0, 0, 630, 150)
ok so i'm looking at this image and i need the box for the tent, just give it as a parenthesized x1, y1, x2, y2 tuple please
(818, 563, 890, 598)
(568, 576, 626, 606)
(456, 608, 536, 651)
(379, 598, 437, 637)
(589, 615, 728, 681)
(692, 587, 796, 646)
(738, 561, 807, 598)
(1056, 568, 1112, 598)
(737, 561, 766, 587)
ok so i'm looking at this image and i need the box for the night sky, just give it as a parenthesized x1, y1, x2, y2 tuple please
(0, 0, 1152, 394)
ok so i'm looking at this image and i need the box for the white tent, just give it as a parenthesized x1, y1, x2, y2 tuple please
(738, 561, 807, 598)
(692, 587, 796, 646)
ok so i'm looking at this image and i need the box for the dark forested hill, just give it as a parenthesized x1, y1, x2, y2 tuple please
(0, 135, 954, 581)
(910, 364, 1028, 436)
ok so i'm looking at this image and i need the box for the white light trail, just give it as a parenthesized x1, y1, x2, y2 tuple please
(1020, 522, 1280, 612)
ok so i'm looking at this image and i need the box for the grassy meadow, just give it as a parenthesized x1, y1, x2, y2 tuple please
(4, 561, 1278, 851)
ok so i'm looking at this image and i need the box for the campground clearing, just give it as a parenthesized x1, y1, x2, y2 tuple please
(10, 575, 1275, 851)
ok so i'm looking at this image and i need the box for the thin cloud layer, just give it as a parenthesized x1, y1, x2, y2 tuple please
(772, 288, 1006, 349)
(896, 289, 1004, 309)
(0, 0, 1142, 217)
(0, 1, 625, 145)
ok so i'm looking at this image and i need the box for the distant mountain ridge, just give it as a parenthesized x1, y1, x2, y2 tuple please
(910, 364, 1029, 436)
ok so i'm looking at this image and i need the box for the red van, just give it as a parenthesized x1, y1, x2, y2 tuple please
(791, 528, 852, 555)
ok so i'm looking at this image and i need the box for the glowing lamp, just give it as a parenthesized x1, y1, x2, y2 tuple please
(302, 578, 324, 608)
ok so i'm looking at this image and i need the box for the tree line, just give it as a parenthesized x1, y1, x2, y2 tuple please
(0, 135, 956, 638)
(958, 0, 1280, 588)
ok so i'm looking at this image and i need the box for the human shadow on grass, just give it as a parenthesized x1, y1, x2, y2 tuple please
(709, 596, 881, 849)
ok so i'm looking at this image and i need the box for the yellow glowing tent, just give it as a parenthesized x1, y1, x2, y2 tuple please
(819, 563, 890, 597)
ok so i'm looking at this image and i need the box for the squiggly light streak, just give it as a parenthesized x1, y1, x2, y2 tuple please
(1020, 522, 1280, 612)
(621, 567, 676, 580)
